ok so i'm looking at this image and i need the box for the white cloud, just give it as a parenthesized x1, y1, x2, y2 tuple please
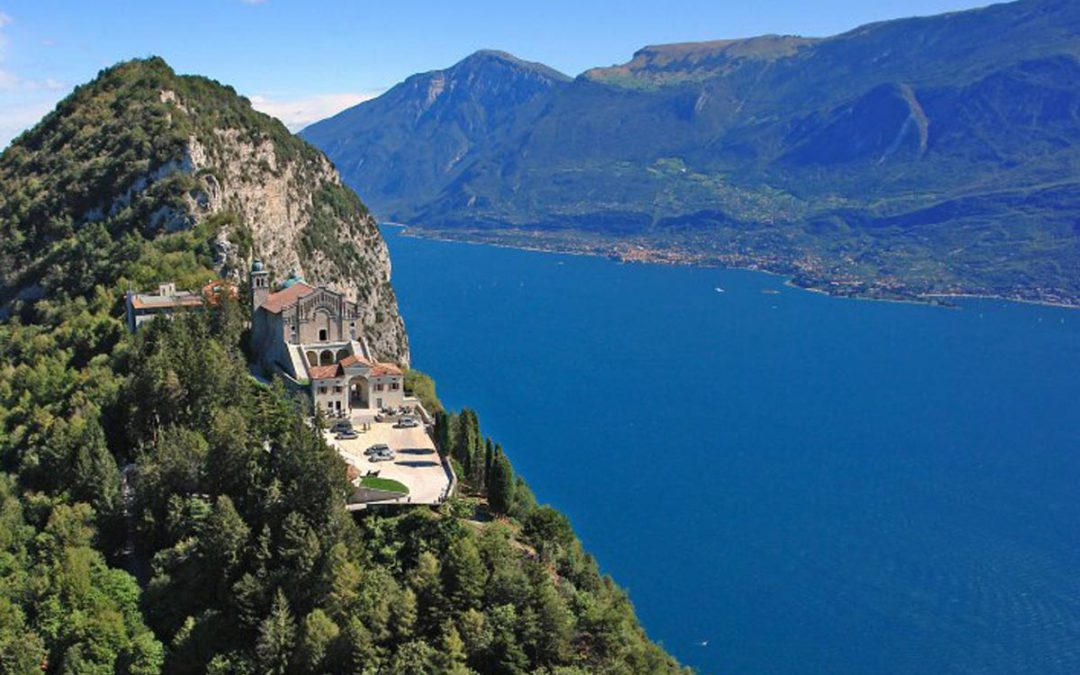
(0, 12, 11, 29)
(249, 90, 383, 132)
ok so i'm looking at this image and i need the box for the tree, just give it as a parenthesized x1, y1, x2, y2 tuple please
(523, 507, 575, 562)
(198, 495, 249, 592)
(296, 609, 339, 672)
(444, 536, 485, 611)
(487, 450, 515, 516)
(255, 589, 295, 675)
(452, 409, 481, 486)
(483, 438, 494, 488)
(391, 587, 418, 643)
(438, 622, 471, 675)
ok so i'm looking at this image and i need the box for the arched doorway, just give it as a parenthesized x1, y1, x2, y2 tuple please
(336, 348, 350, 362)
(349, 375, 369, 409)
(315, 309, 332, 342)
(319, 350, 334, 365)
(306, 351, 318, 367)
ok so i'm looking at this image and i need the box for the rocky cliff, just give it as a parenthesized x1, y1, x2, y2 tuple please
(0, 57, 409, 363)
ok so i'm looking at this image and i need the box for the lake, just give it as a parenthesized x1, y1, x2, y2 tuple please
(382, 227, 1080, 675)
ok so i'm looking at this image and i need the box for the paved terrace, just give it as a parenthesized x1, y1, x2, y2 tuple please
(325, 421, 452, 507)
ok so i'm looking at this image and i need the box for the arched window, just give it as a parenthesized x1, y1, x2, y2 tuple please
(306, 351, 318, 367)
(320, 350, 334, 366)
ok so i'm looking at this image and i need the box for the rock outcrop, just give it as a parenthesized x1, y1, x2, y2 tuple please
(0, 57, 409, 364)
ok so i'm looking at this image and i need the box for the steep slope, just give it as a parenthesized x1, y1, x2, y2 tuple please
(0, 58, 687, 674)
(0, 57, 408, 361)
(300, 50, 569, 218)
(305, 0, 1080, 305)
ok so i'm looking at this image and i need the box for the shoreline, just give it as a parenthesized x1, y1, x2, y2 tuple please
(384, 225, 1080, 312)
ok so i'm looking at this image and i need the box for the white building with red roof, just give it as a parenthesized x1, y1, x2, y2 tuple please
(248, 260, 405, 415)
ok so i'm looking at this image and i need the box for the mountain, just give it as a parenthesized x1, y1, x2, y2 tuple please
(0, 58, 687, 673)
(301, 50, 570, 220)
(0, 57, 408, 361)
(303, 0, 1080, 305)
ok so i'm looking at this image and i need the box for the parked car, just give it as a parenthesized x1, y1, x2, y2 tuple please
(394, 417, 420, 429)
(365, 443, 390, 456)
(370, 449, 395, 462)
(335, 429, 359, 440)
(330, 420, 353, 434)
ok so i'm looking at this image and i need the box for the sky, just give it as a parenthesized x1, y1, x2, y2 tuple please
(0, 0, 996, 147)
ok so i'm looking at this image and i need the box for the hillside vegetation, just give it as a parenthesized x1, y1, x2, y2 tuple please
(303, 0, 1080, 305)
(0, 59, 686, 673)
(0, 57, 407, 362)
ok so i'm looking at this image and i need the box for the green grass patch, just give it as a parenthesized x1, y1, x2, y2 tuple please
(360, 476, 409, 494)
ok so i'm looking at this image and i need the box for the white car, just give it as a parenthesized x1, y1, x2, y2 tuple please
(370, 449, 396, 462)
(365, 443, 390, 456)
(394, 417, 420, 429)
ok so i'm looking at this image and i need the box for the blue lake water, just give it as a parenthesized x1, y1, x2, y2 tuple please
(382, 227, 1080, 675)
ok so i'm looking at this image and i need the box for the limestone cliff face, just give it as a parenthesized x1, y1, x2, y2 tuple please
(181, 122, 409, 365)
(0, 57, 408, 362)
(0, 58, 408, 364)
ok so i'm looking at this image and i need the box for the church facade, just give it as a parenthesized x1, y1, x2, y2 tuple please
(249, 261, 405, 415)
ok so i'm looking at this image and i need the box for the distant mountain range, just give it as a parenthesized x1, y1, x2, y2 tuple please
(302, 0, 1080, 305)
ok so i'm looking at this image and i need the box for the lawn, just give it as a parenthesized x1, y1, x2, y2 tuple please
(360, 475, 409, 494)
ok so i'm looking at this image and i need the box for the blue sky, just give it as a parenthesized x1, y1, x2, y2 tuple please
(0, 0, 994, 146)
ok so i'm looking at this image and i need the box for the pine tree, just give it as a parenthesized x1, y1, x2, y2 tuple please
(255, 589, 296, 675)
(296, 609, 339, 672)
(444, 537, 486, 611)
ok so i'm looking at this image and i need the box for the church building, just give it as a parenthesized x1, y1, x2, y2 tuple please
(248, 260, 405, 415)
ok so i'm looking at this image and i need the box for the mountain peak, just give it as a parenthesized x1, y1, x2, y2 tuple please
(450, 49, 571, 82)
(3, 55, 409, 361)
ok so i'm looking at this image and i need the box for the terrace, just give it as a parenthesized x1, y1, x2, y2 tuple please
(324, 398, 455, 509)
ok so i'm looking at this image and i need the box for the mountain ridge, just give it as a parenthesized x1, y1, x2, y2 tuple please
(303, 0, 1080, 305)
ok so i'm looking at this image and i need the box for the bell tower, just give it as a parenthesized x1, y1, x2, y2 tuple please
(250, 259, 270, 311)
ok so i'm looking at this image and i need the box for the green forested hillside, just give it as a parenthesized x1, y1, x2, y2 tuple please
(0, 59, 686, 673)
(303, 0, 1080, 305)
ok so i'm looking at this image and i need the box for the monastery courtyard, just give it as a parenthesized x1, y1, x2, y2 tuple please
(324, 420, 452, 506)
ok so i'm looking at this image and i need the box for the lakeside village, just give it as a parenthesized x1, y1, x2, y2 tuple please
(125, 263, 454, 508)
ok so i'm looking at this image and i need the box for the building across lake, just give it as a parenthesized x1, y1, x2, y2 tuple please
(248, 260, 405, 416)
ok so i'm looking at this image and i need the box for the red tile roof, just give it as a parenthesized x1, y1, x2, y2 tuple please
(202, 279, 238, 303)
(338, 354, 402, 377)
(260, 282, 316, 313)
(372, 363, 403, 377)
(339, 354, 373, 368)
(308, 364, 342, 380)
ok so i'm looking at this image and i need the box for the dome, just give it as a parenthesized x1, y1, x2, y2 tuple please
(252, 259, 265, 272)
(281, 271, 306, 288)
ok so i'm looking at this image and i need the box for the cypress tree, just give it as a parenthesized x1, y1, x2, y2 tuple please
(488, 449, 516, 516)
(484, 438, 495, 488)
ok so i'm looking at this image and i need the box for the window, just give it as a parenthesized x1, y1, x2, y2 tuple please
(334, 386, 343, 393)
(318, 386, 327, 394)
(318, 328, 328, 341)
(390, 382, 400, 391)
(375, 384, 384, 392)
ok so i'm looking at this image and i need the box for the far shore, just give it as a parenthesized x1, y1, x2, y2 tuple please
(381, 223, 1079, 313)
